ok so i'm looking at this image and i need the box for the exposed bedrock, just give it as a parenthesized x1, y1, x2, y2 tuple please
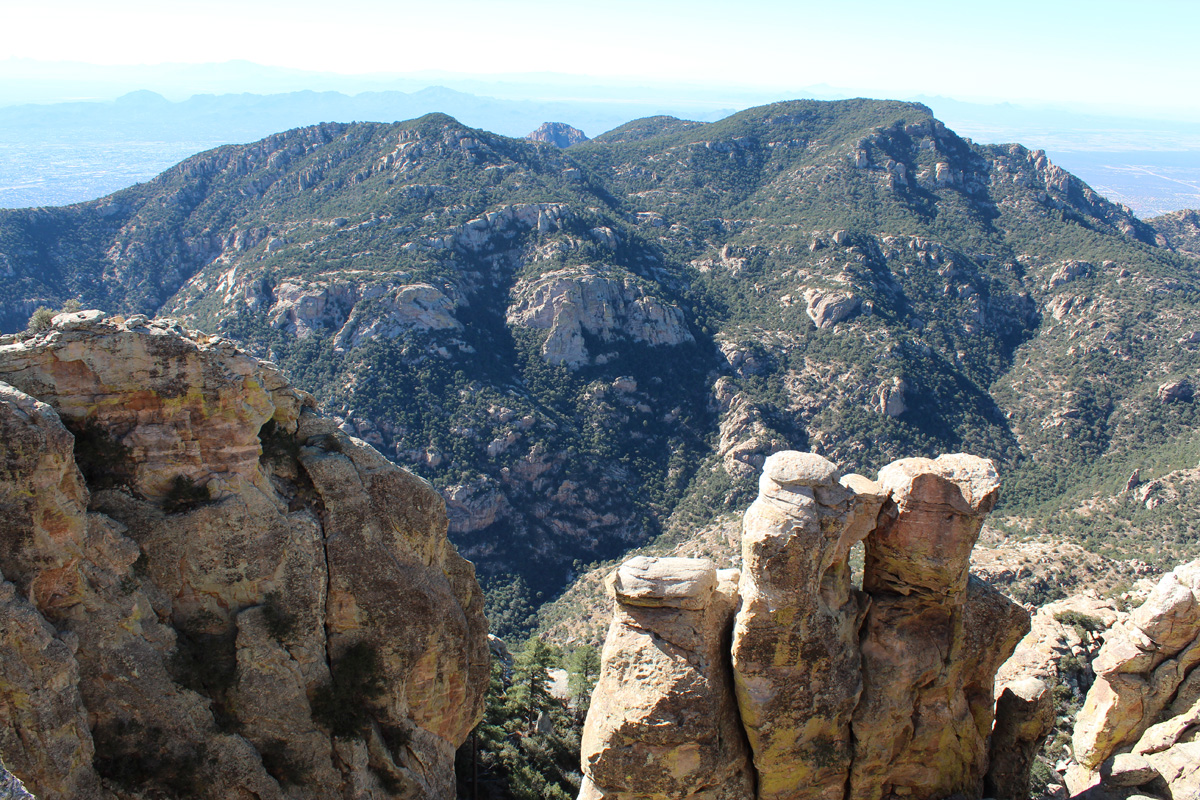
(730, 452, 885, 800)
(1066, 558, 1200, 800)
(580, 451, 1031, 800)
(0, 313, 488, 800)
(850, 456, 1029, 800)
(579, 556, 754, 800)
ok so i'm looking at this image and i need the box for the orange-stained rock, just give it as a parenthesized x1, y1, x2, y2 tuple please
(730, 452, 885, 800)
(849, 455, 1028, 800)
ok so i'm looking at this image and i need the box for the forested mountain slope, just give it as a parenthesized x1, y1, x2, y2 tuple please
(3, 99, 1199, 606)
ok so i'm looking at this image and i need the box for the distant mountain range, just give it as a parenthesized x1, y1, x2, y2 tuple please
(2, 63, 1200, 215)
(3, 100, 1199, 607)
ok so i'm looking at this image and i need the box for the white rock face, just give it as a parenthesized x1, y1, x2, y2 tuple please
(804, 288, 860, 329)
(331, 283, 461, 351)
(507, 266, 694, 368)
(268, 280, 359, 337)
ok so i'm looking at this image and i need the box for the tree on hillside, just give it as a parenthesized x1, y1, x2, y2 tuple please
(566, 645, 600, 719)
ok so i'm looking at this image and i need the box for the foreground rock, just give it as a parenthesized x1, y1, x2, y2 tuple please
(731, 453, 884, 800)
(581, 451, 1032, 800)
(580, 556, 753, 799)
(984, 678, 1055, 800)
(851, 456, 1030, 800)
(0, 313, 488, 800)
(1067, 558, 1200, 800)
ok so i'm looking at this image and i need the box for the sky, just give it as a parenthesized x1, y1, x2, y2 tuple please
(6, 0, 1200, 119)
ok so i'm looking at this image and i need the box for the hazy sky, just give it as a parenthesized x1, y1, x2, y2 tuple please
(7, 0, 1199, 117)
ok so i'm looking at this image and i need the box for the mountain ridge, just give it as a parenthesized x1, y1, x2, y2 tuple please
(3, 98, 1199, 609)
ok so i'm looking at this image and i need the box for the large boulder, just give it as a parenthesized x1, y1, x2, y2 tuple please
(1073, 560, 1200, 769)
(1068, 559, 1200, 800)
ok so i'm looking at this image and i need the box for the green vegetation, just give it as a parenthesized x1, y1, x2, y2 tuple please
(458, 638, 584, 800)
(258, 739, 310, 787)
(261, 590, 297, 643)
(1053, 610, 1106, 643)
(162, 475, 211, 514)
(4, 96, 1199, 621)
(92, 718, 209, 796)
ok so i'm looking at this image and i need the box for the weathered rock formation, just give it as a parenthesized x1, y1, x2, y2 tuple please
(580, 452, 1031, 800)
(580, 557, 753, 799)
(507, 266, 694, 368)
(732, 453, 885, 800)
(851, 456, 1029, 800)
(984, 678, 1055, 800)
(0, 312, 488, 799)
(1066, 558, 1200, 800)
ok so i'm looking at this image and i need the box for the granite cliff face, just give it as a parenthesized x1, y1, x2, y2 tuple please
(0, 312, 488, 799)
(580, 452, 1033, 800)
(525, 122, 590, 149)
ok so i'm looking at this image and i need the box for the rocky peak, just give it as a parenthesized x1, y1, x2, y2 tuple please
(580, 451, 1032, 800)
(526, 122, 589, 148)
(0, 312, 488, 799)
(1149, 208, 1200, 258)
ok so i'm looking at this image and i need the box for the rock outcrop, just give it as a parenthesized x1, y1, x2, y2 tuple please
(732, 453, 885, 800)
(579, 557, 753, 799)
(984, 678, 1055, 800)
(0, 313, 488, 800)
(1067, 559, 1200, 800)
(507, 266, 694, 368)
(580, 452, 1030, 800)
(526, 122, 590, 148)
(803, 288, 860, 329)
(850, 456, 1030, 800)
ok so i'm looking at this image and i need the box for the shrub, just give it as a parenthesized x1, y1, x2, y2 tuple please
(258, 419, 300, 464)
(25, 306, 55, 333)
(163, 475, 211, 514)
(92, 719, 207, 795)
(262, 591, 297, 643)
(259, 739, 309, 786)
(1053, 610, 1106, 643)
(311, 641, 385, 739)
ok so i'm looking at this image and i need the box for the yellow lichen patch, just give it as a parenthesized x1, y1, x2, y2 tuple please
(31, 561, 85, 613)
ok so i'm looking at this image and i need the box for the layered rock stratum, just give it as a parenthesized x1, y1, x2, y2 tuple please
(0, 312, 488, 799)
(580, 451, 1035, 800)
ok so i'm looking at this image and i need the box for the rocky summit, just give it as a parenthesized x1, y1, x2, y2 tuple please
(3, 99, 1200, 603)
(0, 312, 488, 799)
(526, 122, 590, 149)
(580, 451, 1032, 800)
